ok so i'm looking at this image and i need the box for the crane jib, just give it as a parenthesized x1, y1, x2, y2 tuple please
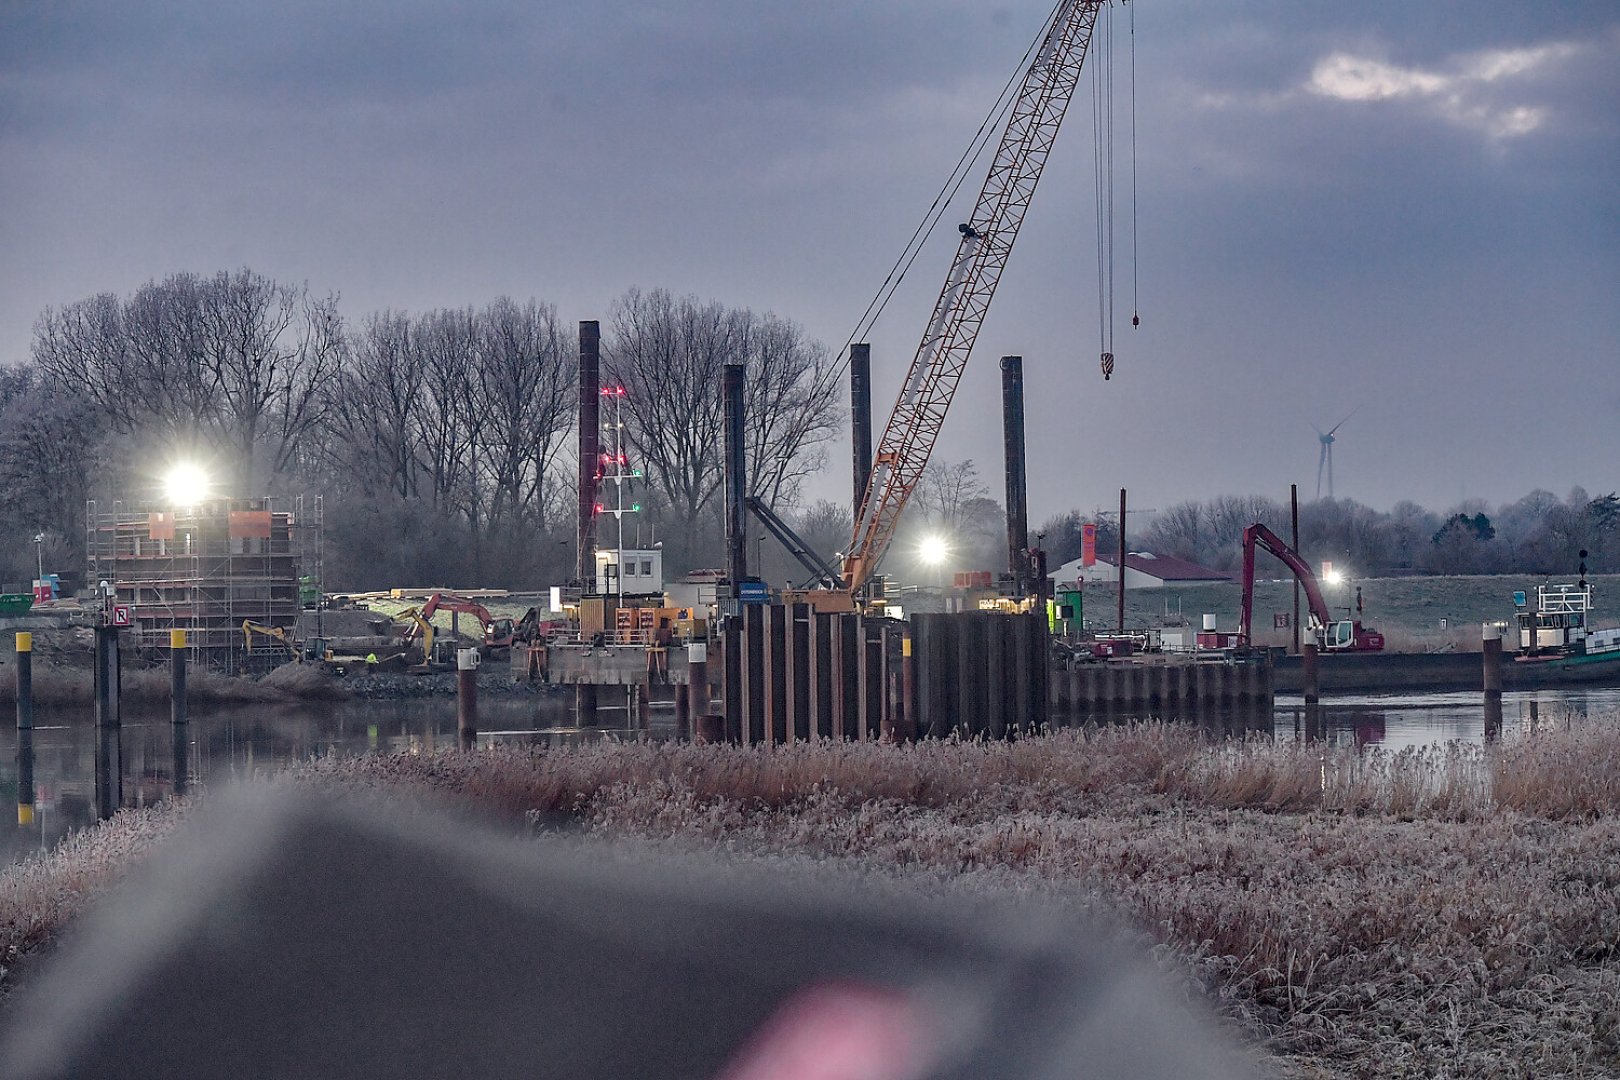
(841, 1, 1103, 593)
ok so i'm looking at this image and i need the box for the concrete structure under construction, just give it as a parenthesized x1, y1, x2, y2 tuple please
(85, 496, 322, 669)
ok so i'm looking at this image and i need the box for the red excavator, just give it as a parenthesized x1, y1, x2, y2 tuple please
(417, 593, 516, 651)
(1238, 524, 1385, 652)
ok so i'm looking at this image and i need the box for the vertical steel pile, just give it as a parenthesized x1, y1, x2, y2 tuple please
(849, 343, 872, 521)
(1000, 355, 1029, 596)
(723, 362, 748, 590)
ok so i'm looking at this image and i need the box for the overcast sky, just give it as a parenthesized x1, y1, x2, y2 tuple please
(3, 1, 1617, 523)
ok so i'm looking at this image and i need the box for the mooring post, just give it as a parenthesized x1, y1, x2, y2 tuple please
(1301, 641, 1320, 704)
(14, 632, 32, 735)
(170, 629, 189, 796)
(170, 629, 188, 727)
(456, 648, 479, 749)
(94, 625, 121, 729)
(684, 642, 707, 740)
(17, 726, 34, 826)
(15, 632, 34, 826)
(1528, 699, 1539, 735)
(1481, 623, 1503, 698)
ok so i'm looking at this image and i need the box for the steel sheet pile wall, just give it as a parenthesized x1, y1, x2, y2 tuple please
(713, 605, 911, 743)
(1048, 654, 1272, 720)
(910, 612, 1049, 738)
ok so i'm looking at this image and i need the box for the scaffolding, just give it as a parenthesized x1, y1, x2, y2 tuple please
(85, 496, 323, 671)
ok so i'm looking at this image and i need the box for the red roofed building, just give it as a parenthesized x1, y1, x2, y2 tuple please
(1048, 551, 1232, 590)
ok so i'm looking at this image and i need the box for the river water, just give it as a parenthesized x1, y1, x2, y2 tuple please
(3, 686, 1616, 868)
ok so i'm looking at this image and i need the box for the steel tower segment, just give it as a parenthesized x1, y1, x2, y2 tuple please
(841, 0, 1103, 592)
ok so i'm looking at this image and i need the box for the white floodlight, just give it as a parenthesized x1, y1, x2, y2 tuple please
(163, 463, 210, 507)
(1323, 568, 1344, 586)
(919, 535, 950, 566)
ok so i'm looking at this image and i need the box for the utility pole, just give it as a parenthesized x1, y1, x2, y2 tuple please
(1290, 484, 1301, 654)
(1117, 488, 1127, 633)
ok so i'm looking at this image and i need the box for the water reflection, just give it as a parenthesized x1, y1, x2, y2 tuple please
(5, 686, 1618, 869)
(1, 694, 633, 868)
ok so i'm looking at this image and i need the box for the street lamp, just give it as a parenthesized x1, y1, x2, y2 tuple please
(33, 532, 44, 585)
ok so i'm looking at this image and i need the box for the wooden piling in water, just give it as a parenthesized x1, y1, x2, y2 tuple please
(1301, 642, 1320, 704)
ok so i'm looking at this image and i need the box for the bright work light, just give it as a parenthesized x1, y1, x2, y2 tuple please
(163, 463, 209, 507)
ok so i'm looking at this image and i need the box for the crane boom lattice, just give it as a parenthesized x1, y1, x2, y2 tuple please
(842, 0, 1103, 593)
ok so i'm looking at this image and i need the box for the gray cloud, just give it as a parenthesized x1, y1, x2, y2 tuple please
(2, 0, 1616, 520)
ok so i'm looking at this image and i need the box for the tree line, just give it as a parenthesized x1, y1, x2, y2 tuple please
(1035, 490, 1619, 579)
(0, 270, 839, 590)
(3, 267, 1611, 592)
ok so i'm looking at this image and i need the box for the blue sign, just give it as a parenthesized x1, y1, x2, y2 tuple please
(737, 580, 771, 605)
(1512, 591, 1527, 608)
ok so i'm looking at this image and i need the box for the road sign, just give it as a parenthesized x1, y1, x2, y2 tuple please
(110, 604, 133, 627)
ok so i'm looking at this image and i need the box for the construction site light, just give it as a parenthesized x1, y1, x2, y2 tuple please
(163, 463, 209, 507)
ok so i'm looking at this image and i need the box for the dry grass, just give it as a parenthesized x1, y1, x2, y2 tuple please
(5, 720, 1620, 1076)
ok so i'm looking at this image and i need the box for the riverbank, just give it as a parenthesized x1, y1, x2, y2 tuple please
(3, 721, 1618, 1076)
(0, 658, 568, 706)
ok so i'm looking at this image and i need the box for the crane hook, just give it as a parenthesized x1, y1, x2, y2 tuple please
(1100, 351, 1115, 381)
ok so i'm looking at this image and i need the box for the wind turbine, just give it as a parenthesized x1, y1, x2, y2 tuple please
(1314, 409, 1358, 500)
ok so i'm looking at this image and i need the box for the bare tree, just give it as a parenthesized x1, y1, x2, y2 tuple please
(739, 313, 841, 508)
(413, 306, 484, 515)
(0, 363, 104, 574)
(33, 269, 344, 490)
(328, 310, 422, 499)
(604, 287, 840, 556)
(474, 297, 572, 532)
(914, 459, 989, 530)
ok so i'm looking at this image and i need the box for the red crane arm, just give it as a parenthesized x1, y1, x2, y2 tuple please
(840, 0, 1104, 593)
(1239, 524, 1333, 644)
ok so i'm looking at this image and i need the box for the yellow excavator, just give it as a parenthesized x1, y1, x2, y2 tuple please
(393, 607, 435, 664)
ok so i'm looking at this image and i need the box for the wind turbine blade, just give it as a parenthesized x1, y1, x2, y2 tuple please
(1326, 406, 1360, 437)
(1316, 443, 1327, 498)
(1327, 443, 1335, 499)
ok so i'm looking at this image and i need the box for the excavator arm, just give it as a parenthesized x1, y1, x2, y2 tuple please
(394, 607, 435, 661)
(840, 0, 1104, 593)
(1239, 524, 1333, 644)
